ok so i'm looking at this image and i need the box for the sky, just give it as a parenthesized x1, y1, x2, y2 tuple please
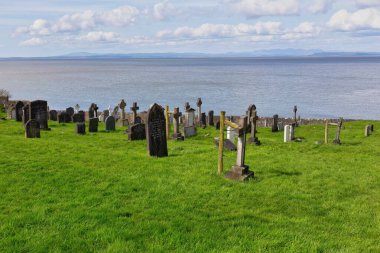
(0, 0, 380, 57)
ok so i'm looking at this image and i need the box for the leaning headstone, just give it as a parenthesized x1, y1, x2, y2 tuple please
(146, 103, 168, 157)
(76, 122, 86, 135)
(370, 124, 374, 132)
(172, 107, 184, 141)
(30, 100, 49, 130)
(89, 118, 99, 132)
(200, 113, 207, 128)
(105, 116, 116, 131)
(208, 110, 214, 126)
(25, 119, 40, 138)
(284, 125, 291, 143)
(227, 126, 239, 143)
(49, 110, 58, 121)
(272, 114, 279, 132)
(15, 101, 24, 122)
(128, 123, 146, 140)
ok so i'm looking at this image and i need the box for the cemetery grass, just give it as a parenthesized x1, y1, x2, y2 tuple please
(0, 120, 379, 253)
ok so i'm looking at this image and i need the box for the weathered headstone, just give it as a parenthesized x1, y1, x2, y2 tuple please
(15, 101, 24, 122)
(332, 118, 343, 145)
(128, 123, 146, 140)
(293, 105, 298, 126)
(184, 102, 190, 112)
(247, 104, 261, 145)
(49, 110, 58, 121)
(58, 112, 72, 123)
(89, 103, 98, 118)
(208, 110, 214, 126)
(284, 125, 291, 143)
(172, 107, 184, 141)
(30, 100, 49, 130)
(196, 98, 202, 126)
(130, 102, 140, 124)
(370, 124, 374, 132)
(227, 126, 239, 143)
(200, 113, 207, 128)
(365, 125, 372, 137)
(184, 108, 196, 137)
(119, 99, 127, 126)
(215, 121, 220, 130)
(73, 111, 85, 123)
(103, 110, 109, 122)
(105, 116, 116, 131)
(89, 118, 99, 132)
(272, 114, 279, 132)
(22, 104, 30, 125)
(66, 107, 74, 118)
(290, 123, 296, 140)
(25, 119, 40, 138)
(214, 138, 237, 151)
(76, 122, 86, 135)
(146, 103, 168, 157)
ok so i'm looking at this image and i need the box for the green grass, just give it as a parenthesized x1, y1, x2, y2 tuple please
(0, 119, 379, 252)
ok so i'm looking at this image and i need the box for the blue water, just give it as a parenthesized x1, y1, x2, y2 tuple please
(0, 57, 379, 119)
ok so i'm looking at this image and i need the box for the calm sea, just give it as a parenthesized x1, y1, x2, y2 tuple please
(0, 57, 379, 119)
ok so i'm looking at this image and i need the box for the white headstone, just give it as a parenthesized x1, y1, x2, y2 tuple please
(284, 125, 291, 143)
(290, 124, 295, 140)
(227, 126, 238, 143)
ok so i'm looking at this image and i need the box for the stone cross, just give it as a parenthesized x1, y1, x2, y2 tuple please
(172, 107, 184, 140)
(247, 104, 260, 145)
(130, 102, 139, 124)
(75, 104, 80, 113)
(184, 102, 190, 112)
(196, 98, 202, 126)
(332, 118, 343, 145)
(293, 105, 298, 126)
(119, 99, 127, 123)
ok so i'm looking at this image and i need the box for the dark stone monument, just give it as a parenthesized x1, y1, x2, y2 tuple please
(58, 112, 72, 123)
(73, 111, 85, 123)
(30, 100, 49, 130)
(370, 124, 374, 132)
(66, 107, 75, 118)
(272, 114, 279, 132)
(208, 110, 214, 126)
(130, 102, 140, 124)
(89, 103, 98, 118)
(128, 123, 146, 140)
(76, 122, 86, 135)
(196, 98, 202, 126)
(332, 118, 343, 145)
(172, 107, 184, 141)
(135, 116, 142, 124)
(146, 103, 168, 157)
(247, 104, 260, 145)
(22, 104, 30, 125)
(49, 110, 58, 121)
(15, 101, 24, 122)
(293, 105, 298, 126)
(184, 102, 190, 112)
(200, 113, 207, 128)
(105, 116, 116, 131)
(103, 110, 109, 122)
(215, 121, 220, 130)
(89, 118, 99, 132)
(25, 119, 40, 138)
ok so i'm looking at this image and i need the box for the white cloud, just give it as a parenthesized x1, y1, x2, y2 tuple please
(80, 31, 120, 42)
(152, 1, 180, 21)
(19, 38, 45, 46)
(230, 0, 299, 18)
(282, 22, 321, 40)
(356, 0, 380, 7)
(328, 8, 380, 31)
(309, 0, 333, 14)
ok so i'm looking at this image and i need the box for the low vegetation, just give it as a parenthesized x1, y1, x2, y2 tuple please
(0, 119, 379, 252)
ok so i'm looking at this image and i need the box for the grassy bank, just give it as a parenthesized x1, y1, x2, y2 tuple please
(0, 119, 379, 252)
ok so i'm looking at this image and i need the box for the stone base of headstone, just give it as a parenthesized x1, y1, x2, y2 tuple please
(76, 123, 86, 135)
(247, 137, 261, 145)
(225, 165, 254, 181)
(213, 138, 237, 151)
(172, 133, 184, 141)
(184, 126, 196, 137)
(332, 139, 341, 145)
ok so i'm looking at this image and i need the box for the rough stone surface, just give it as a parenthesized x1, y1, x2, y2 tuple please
(105, 116, 116, 131)
(25, 119, 40, 138)
(76, 122, 86, 135)
(89, 118, 99, 132)
(128, 123, 146, 140)
(146, 103, 168, 157)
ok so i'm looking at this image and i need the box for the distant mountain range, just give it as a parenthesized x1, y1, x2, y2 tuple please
(2, 49, 380, 59)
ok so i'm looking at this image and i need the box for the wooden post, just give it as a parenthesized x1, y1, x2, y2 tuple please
(218, 111, 225, 175)
(325, 120, 328, 144)
(165, 105, 170, 140)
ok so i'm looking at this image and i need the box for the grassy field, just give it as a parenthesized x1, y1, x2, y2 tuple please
(0, 117, 379, 252)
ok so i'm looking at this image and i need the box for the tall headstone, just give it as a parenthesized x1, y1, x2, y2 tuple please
(247, 104, 260, 145)
(105, 116, 116, 131)
(284, 125, 291, 143)
(146, 103, 168, 157)
(196, 98, 202, 126)
(15, 101, 24, 122)
(208, 110, 214, 126)
(200, 112, 207, 128)
(225, 116, 254, 181)
(293, 105, 298, 126)
(184, 108, 197, 137)
(130, 102, 139, 124)
(25, 119, 40, 138)
(76, 122, 86, 135)
(89, 118, 99, 132)
(22, 104, 30, 125)
(172, 107, 184, 141)
(30, 100, 49, 130)
(290, 123, 296, 140)
(272, 114, 279, 132)
(119, 99, 127, 126)
(49, 110, 58, 121)
(89, 103, 98, 118)
(332, 118, 343, 145)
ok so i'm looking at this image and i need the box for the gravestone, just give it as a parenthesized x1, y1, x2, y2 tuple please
(22, 104, 30, 125)
(76, 122, 86, 135)
(184, 108, 196, 137)
(200, 113, 207, 128)
(208, 110, 214, 126)
(277, 122, 284, 131)
(293, 105, 298, 126)
(58, 112, 72, 123)
(247, 104, 261, 145)
(15, 101, 24, 122)
(284, 125, 291, 143)
(103, 110, 109, 122)
(89, 118, 99, 132)
(119, 99, 127, 126)
(73, 111, 85, 123)
(66, 107, 74, 118)
(135, 116, 142, 124)
(215, 121, 220, 130)
(196, 98, 202, 126)
(184, 102, 190, 112)
(332, 118, 343, 145)
(272, 114, 279, 132)
(290, 123, 296, 140)
(112, 106, 119, 120)
(365, 125, 372, 137)
(130, 102, 139, 124)
(146, 103, 168, 157)
(370, 124, 374, 132)
(105, 116, 116, 131)
(89, 103, 98, 118)
(227, 126, 239, 143)
(30, 100, 49, 130)
(225, 116, 254, 181)
(172, 107, 184, 141)
(213, 138, 237, 151)
(128, 123, 146, 140)
(49, 110, 58, 121)
(25, 119, 40, 138)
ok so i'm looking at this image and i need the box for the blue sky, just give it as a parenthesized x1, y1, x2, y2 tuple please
(1, 0, 380, 57)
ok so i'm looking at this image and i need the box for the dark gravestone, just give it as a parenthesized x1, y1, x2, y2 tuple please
(146, 103, 168, 157)
(201, 113, 207, 128)
(105, 116, 116, 131)
(293, 105, 298, 126)
(272, 114, 279, 132)
(30, 100, 49, 130)
(58, 112, 72, 123)
(215, 121, 220, 130)
(15, 101, 24, 122)
(73, 111, 85, 123)
(25, 119, 40, 138)
(103, 110, 110, 122)
(89, 118, 99, 132)
(213, 138, 237, 151)
(76, 122, 86, 135)
(370, 124, 374, 132)
(66, 107, 74, 118)
(247, 104, 261, 145)
(89, 103, 98, 118)
(208, 111, 214, 126)
(128, 123, 146, 140)
(135, 116, 142, 124)
(22, 104, 30, 125)
(49, 110, 58, 121)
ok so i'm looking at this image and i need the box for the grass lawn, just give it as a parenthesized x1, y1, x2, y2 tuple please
(0, 116, 379, 252)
